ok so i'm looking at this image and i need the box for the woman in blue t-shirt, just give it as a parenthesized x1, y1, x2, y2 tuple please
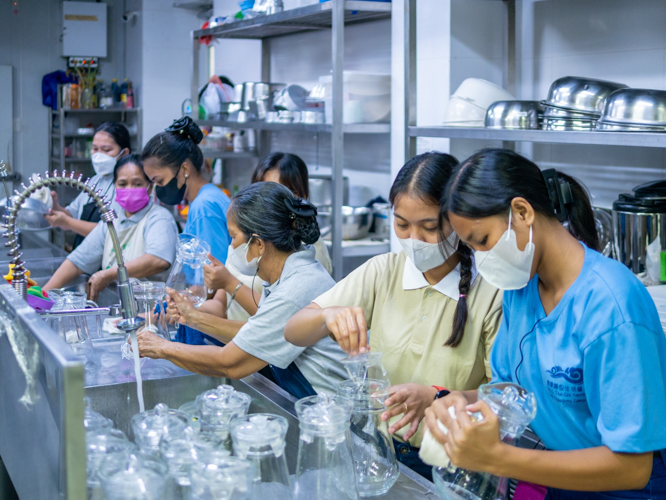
(425, 149, 666, 498)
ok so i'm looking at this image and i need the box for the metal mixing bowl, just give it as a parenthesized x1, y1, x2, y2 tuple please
(598, 88, 666, 126)
(318, 206, 373, 240)
(544, 76, 627, 116)
(541, 104, 599, 120)
(543, 117, 596, 131)
(485, 101, 542, 129)
(0, 197, 50, 231)
(596, 120, 666, 132)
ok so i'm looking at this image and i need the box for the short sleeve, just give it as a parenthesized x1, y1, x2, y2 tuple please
(67, 222, 106, 274)
(142, 211, 178, 265)
(65, 190, 88, 219)
(312, 255, 383, 327)
(232, 296, 305, 369)
(187, 214, 231, 263)
(583, 322, 666, 453)
(482, 291, 503, 380)
(490, 293, 513, 384)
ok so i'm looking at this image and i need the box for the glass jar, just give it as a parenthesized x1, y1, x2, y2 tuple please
(83, 396, 113, 433)
(340, 352, 390, 386)
(86, 429, 136, 500)
(189, 451, 254, 500)
(98, 452, 168, 500)
(132, 281, 169, 339)
(293, 393, 358, 500)
(195, 385, 251, 446)
(81, 86, 93, 109)
(230, 414, 293, 499)
(337, 379, 399, 497)
(56, 291, 93, 354)
(166, 233, 212, 310)
(130, 403, 190, 452)
(69, 84, 80, 109)
(432, 383, 537, 500)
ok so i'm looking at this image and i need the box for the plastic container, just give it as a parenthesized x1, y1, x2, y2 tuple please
(195, 384, 251, 445)
(451, 78, 515, 110)
(319, 72, 391, 124)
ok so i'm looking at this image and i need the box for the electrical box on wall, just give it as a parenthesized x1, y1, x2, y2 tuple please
(62, 2, 107, 57)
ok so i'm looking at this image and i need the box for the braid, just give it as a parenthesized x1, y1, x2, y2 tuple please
(446, 241, 472, 347)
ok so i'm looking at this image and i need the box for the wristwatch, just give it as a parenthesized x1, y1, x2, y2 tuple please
(432, 385, 450, 400)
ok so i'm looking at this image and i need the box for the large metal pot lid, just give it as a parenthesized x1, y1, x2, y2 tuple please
(633, 180, 666, 199)
(613, 192, 666, 213)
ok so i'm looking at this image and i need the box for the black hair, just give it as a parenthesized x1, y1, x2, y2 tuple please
(389, 152, 471, 348)
(251, 152, 310, 200)
(228, 182, 320, 253)
(96, 122, 131, 153)
(444, 148, 599, 250)
(141, 116, 204, 173)
(113, 154, 149, 183)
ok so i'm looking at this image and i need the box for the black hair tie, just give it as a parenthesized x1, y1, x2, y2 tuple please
(284, 197, 317, 219)
(542, 169, 573, 222)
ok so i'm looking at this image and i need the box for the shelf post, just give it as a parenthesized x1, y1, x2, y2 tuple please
(192, 33, 200, 119)
(259, 39, 272, 156)
(404, 0, 416, 162)
(331, 0, 345, 280)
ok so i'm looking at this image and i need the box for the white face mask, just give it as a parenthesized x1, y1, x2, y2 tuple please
(474, 209, 535, 290)
(91, 152, 120, 176)
(227, 238, 262, 276)
(398, 230, 458, 273)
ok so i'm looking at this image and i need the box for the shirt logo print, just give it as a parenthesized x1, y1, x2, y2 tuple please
(547, 366, 584, 385)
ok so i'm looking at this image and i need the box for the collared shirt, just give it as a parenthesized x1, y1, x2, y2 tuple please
(67, 200, 178, 275)
(66, 174, 115, 219)
(491, 244, 666, 453)
(313, 250, 503, 446)
(184, 184, 232, 263)
(232, 247, 348, 395)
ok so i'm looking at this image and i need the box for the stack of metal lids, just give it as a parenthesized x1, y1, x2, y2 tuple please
(541, 76, 627, 131)
(596, 88, 666, 132)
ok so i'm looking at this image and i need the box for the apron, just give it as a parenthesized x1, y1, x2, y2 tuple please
(73, 181, 114, 250)
(545, 450, 666, 500)
(101, 205, 167, 279)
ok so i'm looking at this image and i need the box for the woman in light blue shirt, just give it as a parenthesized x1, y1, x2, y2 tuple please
(425, 149, 666, 498)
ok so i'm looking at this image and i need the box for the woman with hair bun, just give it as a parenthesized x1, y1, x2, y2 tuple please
(425, 148, 666, 498)
(136, 181, 347, 399)
(142, 116, 232, 263)
(284, 152, 503, 480)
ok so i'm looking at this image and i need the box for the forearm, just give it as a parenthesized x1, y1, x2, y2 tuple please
(65, 218, 98, 237)
(122, 255, 170, 279)
(160, 341, 266, 379)
(492, 445, 652, 491)
(223, 277, 259, 316)
(43, 260, 83, 291)
(186, 310, 245, 344)
(198, 291, 227, 317)
(284, 305, 329, 347)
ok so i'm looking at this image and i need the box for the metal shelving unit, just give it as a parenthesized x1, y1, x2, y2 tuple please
(191, 0, 392, 280)
(201, 150, 259, 160)
(399, 0, 666, 161)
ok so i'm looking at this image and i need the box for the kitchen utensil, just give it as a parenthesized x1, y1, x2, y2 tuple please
(371, 202, 391, 240)
(613, 180, 666, 284)
(230, 414, 293, 498)
(593, 207, 613, 258)
(309, 174, 350, 207)
(432, 383, 537, 500)
(485, 100, 543, 130)
(318, 206, 373, 240)
(301, 110, 324, 124)
(196, 384, 251, 445)
(189, 452, 254, 500)
(274, 84, 308, 111)
(98, 452, 168, 500)
(542, 117, 596, 131)
(444, 95, 488, 124)
(340, 352, 390, 386)
(0, 197, 50, 231)
(336, 379, 399, 497)
(130, 403, 190, 452)
(293, 393, 358, 500)
(598, 88, 666, 127)
(166, 233, 212, 310)
(544, 76, 627, 116)
(452, 78, 515, 110)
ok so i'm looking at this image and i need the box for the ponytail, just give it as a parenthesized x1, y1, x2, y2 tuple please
(446, 241, 472, 347)
(445, 148, 599, 251)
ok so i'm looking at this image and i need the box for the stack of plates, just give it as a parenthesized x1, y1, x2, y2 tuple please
(596, 88, 666, 132)
(541, 76, 627, 131)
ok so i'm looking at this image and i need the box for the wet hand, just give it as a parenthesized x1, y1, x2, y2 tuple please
(134, 329, 167, 359)
(50, 190, 64, 211)
(87, 270, 113, 302)
(322, 306, 368, 355)
(381, 383, 437, 441)
(166, 287, 196, 325)
(203, 253, 233, 292)
(44, 209, 71, 229)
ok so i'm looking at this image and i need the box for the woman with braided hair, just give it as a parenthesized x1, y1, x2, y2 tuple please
(284, 152, 502, 480)
(135, 181, 348, 399)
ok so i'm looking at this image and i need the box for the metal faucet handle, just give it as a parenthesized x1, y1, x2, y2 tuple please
(109, 304, 122, 316)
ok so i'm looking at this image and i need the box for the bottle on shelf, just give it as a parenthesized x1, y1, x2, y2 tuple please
(70, 84, 80, 109)
(111, 79, 121, 107)
(99, 81, 114, 109)
(126, 81, 134, 109)
(120, 78, 129, 108)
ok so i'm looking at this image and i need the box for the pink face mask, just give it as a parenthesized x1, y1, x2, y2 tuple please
(115, 187, 150, 213)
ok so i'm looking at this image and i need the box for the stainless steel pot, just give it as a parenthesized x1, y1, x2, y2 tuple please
(318, 206, 373, 240)
(309, 174, 349, 207)
(484, 101, 542, 130)
(613, 180, 666, 282)
(544, 76, 627, 116)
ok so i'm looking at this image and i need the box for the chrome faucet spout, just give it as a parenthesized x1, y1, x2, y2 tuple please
(4, 170, 144, 332)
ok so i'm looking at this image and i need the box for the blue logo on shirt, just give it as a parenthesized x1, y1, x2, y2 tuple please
(547, 366, 584, 385)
